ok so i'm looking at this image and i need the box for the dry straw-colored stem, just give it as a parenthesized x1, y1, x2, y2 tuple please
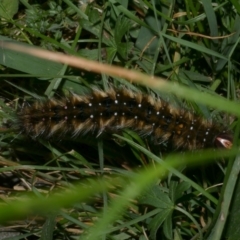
(1, 41, 240, 117)
(1, 41, 166, 89)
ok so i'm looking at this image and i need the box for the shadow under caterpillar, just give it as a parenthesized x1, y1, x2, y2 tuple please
(15, 88, 233, 150)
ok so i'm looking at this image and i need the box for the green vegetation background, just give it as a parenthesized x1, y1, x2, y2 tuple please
(0, 0, 240, 239)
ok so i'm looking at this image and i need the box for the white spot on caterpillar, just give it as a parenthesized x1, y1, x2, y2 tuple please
(203, 138, 206, 142)
(162, 116, 165, 118)
(190, 126, 193, 130)
(187, 135, 190, 138)
(206, 131, 209, 135)
(100, 113, 102, 116)
(64, 106, 67, 109)
(138, 104, 141, 108)
(65, 116, 68, 120)
(135, 116, 138, 119)
(124, 102, 126, 105)
(117, 94, 120, 97)
(115, 100, 118, 104)
(74, 115, 76, 118)
(122, 112, 125, 115)
(90, 115, 94, 118)
(157, 112, 159, 115)
(73, 106, 76, 109)
(114, 112, 117, 116)
(89, 103, 92, 107)
(152, 123, 155, 126)
(99, 103, 101, 106)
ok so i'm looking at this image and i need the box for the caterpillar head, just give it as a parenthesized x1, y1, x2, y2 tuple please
(215, 133, 233, 149)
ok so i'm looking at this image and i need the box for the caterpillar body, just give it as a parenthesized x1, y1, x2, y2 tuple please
(16, 88, 233, 150)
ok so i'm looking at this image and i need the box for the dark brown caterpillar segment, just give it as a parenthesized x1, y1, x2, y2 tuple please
(16, 88, 232, 150)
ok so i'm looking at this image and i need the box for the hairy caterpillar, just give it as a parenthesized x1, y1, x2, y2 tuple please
(15, 88, 233, 150)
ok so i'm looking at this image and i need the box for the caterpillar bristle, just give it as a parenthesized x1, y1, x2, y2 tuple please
(15, 88, 233, 150)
